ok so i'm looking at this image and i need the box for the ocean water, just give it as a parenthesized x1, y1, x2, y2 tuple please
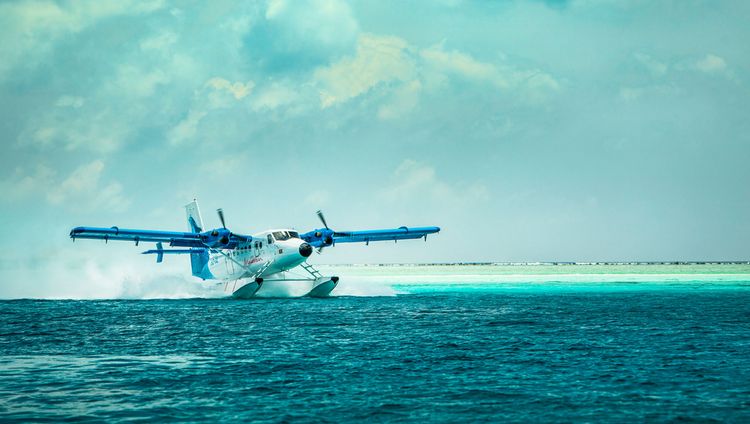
(2, 265, 750, 422)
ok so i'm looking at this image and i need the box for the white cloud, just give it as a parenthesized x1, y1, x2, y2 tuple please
(6, 8, 189, 152)
(694, 54, 727, 73)
(250, 82, 299, 111)
(0, 160, 130, 212)
(0, 0, 165, 79)
(638, 52, 732, 81)
(139, 30, 178, 52)
(18, 107, 129, 153)
(198, 154, 248, 178)
(50, 160, 104, 200)
(421, 45, 505, 86)
(378, 80, 422, 120)
(621, 49, 724, 98)
(420, 44, 560, 99)
(315, 35, 560, 111)
(0, 164, 56, 200)
(167, 109, 208, 146)
(112, 65, 170, 98)
(385, 160, 445, 200)
(47, 160, 130, 212)
(18, 54, 200, 153)
(314, 34, 416, 108)
(206, 77, 255, 100)
(634, 52, 668, 77)
(167, 77, 255, 145)
(380, 160, 489, 204)
(266, 0, 287, 19)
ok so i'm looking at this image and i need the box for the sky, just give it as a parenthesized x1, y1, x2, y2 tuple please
(1, 0, 749, 296)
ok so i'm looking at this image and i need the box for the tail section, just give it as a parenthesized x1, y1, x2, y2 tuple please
(185, 200, 204, 233)
(185, 200, 211, 280)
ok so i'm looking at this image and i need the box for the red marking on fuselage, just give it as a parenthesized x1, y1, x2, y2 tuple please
(244, 257, 264, 266)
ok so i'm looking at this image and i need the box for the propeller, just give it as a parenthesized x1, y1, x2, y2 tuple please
(202, 208, 249, 246)
(309, 210, 352, 253)
(217, 208, 226, 229)
(314, 210, 332, 253)
(316, 210, 329, 229)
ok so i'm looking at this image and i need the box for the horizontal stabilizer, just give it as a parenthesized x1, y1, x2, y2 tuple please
(141, 240, 207, 263)
(142, 248, 207, 255)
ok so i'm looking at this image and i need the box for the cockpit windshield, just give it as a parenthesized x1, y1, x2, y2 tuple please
(272, 231, 299, 241)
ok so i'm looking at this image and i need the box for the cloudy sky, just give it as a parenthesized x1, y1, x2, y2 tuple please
(1, 0, 749, 295)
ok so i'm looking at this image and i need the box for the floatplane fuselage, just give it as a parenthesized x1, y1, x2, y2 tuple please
(70, 200, 440, 298)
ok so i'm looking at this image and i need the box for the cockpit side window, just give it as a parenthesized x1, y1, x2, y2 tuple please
(272, 231, 289, 241)
(272, 231, 298, 241)
(267, 234, 273, 244)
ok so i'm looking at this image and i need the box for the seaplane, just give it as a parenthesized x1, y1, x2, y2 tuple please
(69, 200, 440, 298)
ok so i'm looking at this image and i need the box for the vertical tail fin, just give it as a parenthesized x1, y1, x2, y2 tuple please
(185, 199, 204, 233)
(185, 200, 210, 279)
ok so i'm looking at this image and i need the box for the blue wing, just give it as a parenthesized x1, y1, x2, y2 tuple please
(333, 226, 441, 244)
(69, 226, 252, 249)
(70, 226, 204, 247)
(300, 226, 440, 248)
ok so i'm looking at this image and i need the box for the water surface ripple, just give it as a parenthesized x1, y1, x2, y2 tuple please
(2, 290, 750, 422)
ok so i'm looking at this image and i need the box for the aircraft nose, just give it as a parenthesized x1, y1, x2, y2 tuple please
(299, 242, 313, 258)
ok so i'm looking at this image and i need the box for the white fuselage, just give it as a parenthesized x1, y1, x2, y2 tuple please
(207, 229, 309, 281)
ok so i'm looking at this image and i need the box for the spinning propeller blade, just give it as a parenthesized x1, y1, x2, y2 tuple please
(316, 210, 329, 229)
(210, 208, 249, 243)
(217, 208, 226, 229)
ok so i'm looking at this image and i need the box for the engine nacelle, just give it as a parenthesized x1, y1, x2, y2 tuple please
(300, 228, 335, 248)
(200, 228, 238, 249)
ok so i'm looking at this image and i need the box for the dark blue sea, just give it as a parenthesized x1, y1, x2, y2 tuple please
(2, 288, 750, 422)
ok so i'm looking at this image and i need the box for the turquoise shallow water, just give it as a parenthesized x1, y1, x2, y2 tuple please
(2, 267, 750, 421)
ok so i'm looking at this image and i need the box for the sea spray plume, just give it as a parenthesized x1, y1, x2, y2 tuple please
(70, 261, 224, 299)
(0, 245, 224, 299)
(324, 275, 399, 296)
(115, 274, 224, 299)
